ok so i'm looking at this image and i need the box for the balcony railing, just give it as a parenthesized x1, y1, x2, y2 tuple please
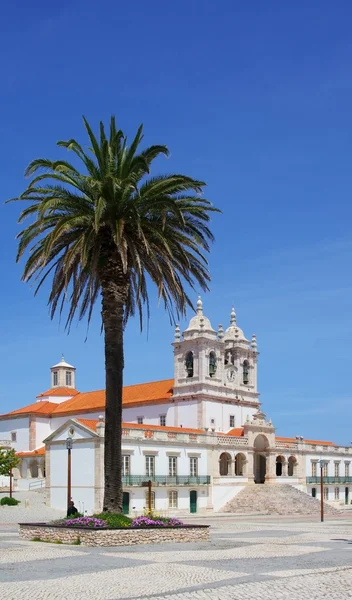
(306, 476, 352, 484)
(122, 475, 210, 486)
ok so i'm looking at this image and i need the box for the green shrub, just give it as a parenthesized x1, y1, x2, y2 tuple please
(31, 537, 42, 542)
(72, 537, 81, 545)
(93, 512, 132, 528)
(0, 496, 20, 506)
(54, 539, 63, 544)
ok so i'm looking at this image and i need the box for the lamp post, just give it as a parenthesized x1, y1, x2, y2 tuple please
(66, 437, 73, 517)
(319, 459, 326, 522)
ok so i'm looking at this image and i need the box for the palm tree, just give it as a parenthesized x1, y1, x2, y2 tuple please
(9, 116, 219, 512)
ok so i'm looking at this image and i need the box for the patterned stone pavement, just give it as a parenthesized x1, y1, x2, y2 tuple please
(1, 515, 352, 599)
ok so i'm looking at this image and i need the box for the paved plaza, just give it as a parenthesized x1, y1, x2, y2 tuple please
(1, 504, 352, 600)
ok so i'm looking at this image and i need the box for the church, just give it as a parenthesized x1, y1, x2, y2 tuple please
(1, 298, 351, 515)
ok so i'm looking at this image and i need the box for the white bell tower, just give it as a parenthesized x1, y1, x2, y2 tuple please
(171, 300, 260, 430)
(50, 355, 76, 389)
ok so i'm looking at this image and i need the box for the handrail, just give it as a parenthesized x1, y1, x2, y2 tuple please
(306, 476, 352, 484)
(28, 479, 46, 490)
(122, 475, 210, 486)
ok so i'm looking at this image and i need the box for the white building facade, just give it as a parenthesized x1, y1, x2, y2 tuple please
(1, 299, 351, 513)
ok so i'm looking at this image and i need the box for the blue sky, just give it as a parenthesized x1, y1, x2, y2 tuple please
(1, 1, 352, 445)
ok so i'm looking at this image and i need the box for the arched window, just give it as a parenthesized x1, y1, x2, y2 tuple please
(185, 352, 194, 378)
(219, 452, 231, 476)
(276, 456, 285, 477)
(235, 453, 246, 476)
(288, 456, 297, 477)
(243, 360, 249, 385)
(209, 352, 217, 377)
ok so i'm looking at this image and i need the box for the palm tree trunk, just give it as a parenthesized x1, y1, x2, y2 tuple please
(100, 268, 128, 514)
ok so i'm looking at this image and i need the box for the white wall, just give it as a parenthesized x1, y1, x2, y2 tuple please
(122, 444, 208, 476)
(202, 400, 257, 432)
(35, 418, 51, 448)
(212, 484, 245, 512)
(0, 417, 29, 451)
(176, 401, 198, 428)
(49, 442, 96, 513)
(123, 486, 209, 514)
(122, 403, 173, 426)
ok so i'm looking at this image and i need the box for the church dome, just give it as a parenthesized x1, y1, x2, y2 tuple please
(224, 308, 248, 342)
(183, 296, 216, 335)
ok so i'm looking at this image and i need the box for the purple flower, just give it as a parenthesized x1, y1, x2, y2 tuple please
(60, 517, 107, 528)
(130, 516, 184, 528)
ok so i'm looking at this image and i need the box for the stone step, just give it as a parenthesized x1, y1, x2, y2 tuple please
(222, 484, 341, 516)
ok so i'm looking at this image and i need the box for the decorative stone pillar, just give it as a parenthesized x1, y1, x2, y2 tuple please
(282, 461, 288, 477)
(265, 453, 277, 483)
(246, 452, 254, 481)
(37, 462, 44, 479)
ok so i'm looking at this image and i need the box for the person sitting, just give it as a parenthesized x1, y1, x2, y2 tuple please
(67, 500, 78, 516)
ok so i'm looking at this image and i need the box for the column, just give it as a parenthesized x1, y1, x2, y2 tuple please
(265, 454, 277, 483)
(246, 453, 254, 481)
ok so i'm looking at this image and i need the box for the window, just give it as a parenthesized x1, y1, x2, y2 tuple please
(145, 491, 155, 511)
(168, 491, 178, 508)
(145, 455, 155, 477)
(229, 415, 235, 428)
(169, 456, 177, 477)
(210, 418, 215, 425)
(137, 417, 144, 425)
(122, 455, 130, 476)
(190, 457, 198, 477)
(160, 415, 166, 427)
(209, 352, 217, 377)
(243, 361, 249, 385)
(323, 487, 329, 500)
(334, 462, 340, 477)
(345, 463, 350, 478)
(323, 462, 329, 477)
(334, 487, 340, 500)
(185, 351, 194, 378)
(311, 462, 317, 477)
(53, 371, 58, 386)
(10, 431, 17, 443)
(65, 371, 72, 386)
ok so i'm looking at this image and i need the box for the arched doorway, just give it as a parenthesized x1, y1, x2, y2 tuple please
(276, 456, 285, 477)
(235, 453, 246, 476)
(253, 434, 269, 484)
(29, 460, 38, 478)
(288, 456, 297, 477)
(219, 452, 231, 476)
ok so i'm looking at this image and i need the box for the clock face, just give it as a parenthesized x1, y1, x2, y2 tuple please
(227, 369, 236, 382)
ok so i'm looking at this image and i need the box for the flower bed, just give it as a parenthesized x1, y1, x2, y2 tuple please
(19, 522, 209, 547)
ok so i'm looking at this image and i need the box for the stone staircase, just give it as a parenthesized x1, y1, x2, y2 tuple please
(223, 484, 341, 516)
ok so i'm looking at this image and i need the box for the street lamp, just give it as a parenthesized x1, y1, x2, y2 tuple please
(66, 437, 73, 517)
(319, 459, 327, 522)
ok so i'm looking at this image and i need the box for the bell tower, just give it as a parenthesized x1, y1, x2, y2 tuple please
(171, 300, 260, 430)
(172, 297, 223, 396)
(50, 355, 76, 389)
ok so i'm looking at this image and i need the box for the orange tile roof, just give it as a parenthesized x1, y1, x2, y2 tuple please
(16, 446, 45, 457)
(75, 418, 100, 432)
(121, 423, 204, 434)
(70, 419, 202, 435)
(2, 401, 58, 418)
(52, 379, 174, 415)
(37, 387, 79, 398)
(226, 428, 244, 437)
(276, 436, 335, 446)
